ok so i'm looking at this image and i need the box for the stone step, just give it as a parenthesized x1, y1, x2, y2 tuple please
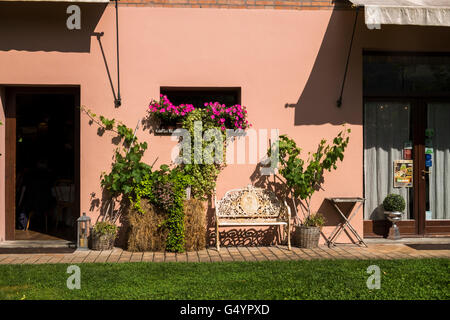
(364, 237, 450, 244)
(0, 240, 76, 249)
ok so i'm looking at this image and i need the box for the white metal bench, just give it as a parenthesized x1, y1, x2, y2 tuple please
(214, 185, 291, 251)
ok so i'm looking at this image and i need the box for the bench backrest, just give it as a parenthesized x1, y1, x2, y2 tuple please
(215, 185, 285, 219)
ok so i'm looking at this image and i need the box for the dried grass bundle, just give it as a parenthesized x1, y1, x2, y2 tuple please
(126, 199, 207, 252)
(184, 199, 206, 251)
(126, 200, 168, 252)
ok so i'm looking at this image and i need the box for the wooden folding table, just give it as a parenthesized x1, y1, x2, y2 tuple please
(326, 197, 367, 247)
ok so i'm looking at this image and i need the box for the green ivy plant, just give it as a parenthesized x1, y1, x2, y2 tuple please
(269, 126, 351, 226)
(132, 165, 192, 252)
(178, 108, 226, 200)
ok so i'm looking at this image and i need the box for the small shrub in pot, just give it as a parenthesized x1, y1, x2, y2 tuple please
(90, 221, 118, 251)
(383, 194, 406, 213)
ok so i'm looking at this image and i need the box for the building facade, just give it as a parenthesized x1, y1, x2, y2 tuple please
(1, 0, 450, 243)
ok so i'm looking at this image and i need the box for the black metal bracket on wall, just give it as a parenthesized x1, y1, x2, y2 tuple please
(336, 6, 360, 108)
(114, 0, 121, 107)
(93, 1, 121, 108)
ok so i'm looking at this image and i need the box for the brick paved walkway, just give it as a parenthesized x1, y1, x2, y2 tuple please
(0, 243, 449, 265)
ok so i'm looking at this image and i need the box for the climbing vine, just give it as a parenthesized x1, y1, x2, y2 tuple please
(132, 165, 192, 252)
(81, 106, 151, 199)
(179, 108, 225, 200)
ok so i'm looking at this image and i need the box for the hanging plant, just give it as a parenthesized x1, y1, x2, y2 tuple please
(178, 101, 251, 200)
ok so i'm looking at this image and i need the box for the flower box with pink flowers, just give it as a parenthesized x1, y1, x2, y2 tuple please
(148, 95, 251, 133)
(148, 94, 195, 132)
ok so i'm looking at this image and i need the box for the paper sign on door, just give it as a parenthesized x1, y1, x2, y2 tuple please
(394, 160, 413, 188)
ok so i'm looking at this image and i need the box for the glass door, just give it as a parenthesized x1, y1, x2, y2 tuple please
(424, 102, 450, 234)
(363, 52, 450, 237)
(364, 101, 417, 236)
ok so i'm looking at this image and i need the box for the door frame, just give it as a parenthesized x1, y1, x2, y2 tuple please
(5, 86, 80, 240)
(363, 96, 450, 237)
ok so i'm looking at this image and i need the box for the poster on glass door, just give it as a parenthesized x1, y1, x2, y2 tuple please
(394, 160, 413, 188)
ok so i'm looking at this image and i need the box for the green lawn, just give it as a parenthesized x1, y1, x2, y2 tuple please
(0, 259, 448, 300)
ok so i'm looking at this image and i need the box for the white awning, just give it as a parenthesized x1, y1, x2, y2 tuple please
(350, 0, 450, 27)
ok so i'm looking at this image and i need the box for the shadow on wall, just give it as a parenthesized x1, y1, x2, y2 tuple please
(0, 2, 107, 52)
(288, 5, 362, 125)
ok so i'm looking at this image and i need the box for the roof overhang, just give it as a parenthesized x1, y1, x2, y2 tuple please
(349, 0, 450, 27)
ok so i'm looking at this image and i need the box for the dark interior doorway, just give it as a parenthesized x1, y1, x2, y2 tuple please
(5, 87, 80, 241)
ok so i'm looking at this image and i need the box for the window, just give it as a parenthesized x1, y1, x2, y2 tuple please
(160, 87, 241, 107)
(363, 52, 450, 97)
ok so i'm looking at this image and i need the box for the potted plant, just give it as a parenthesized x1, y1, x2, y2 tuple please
(269, 127, 351, 248)
(382, 193, 405, 240)
(90, 221, 118, 251)
(295, 213, 326, 248)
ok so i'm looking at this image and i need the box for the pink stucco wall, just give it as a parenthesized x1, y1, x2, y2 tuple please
(1, 4, 450, 243)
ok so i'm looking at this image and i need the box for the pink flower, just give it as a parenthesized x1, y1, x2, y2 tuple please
(211, 115, 215, 119)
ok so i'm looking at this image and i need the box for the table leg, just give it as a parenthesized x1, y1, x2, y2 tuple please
(329, 201, 367, 247)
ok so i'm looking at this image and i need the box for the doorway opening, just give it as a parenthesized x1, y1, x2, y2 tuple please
(5, 87, 80, 241)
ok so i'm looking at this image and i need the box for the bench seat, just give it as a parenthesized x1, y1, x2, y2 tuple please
(214, 185, 291, 250)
